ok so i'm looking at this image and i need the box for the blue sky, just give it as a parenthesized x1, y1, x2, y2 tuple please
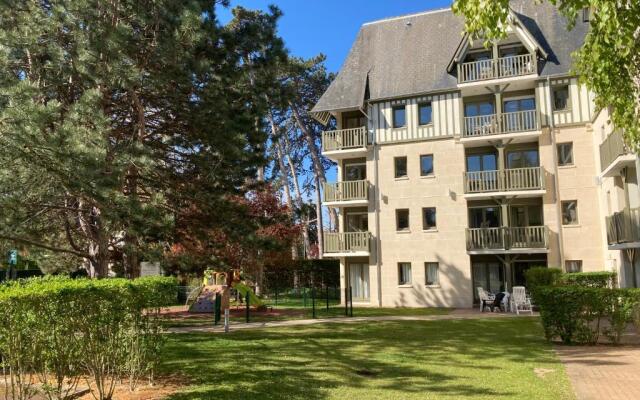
(218, 1, 453, 212)
(218, 1, 453, 72)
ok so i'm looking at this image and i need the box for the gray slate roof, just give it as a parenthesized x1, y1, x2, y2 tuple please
(312, 1, 588, 114)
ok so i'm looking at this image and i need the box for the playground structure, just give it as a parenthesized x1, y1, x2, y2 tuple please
(188, 270, 230, 313)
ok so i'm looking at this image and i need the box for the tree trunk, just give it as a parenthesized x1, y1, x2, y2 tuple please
(282, 133, 311, 258)
(315, 175, 324, 259)
(289, 101, 338, 231)
(269, 112, 299, 259)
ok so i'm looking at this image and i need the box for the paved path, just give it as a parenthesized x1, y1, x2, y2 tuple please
(556, 346, 640, 400)
(167, 308, 536, 334)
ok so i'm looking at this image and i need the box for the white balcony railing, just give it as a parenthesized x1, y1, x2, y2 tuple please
(458, 54, 537, 84)
(463, 110, 539, 138)
(324, 231, 370, 254)
(322, 180, 368, 203)
(463, 167, 545, 194)
(321, 126, 367, 152)
(466, 226, 549, 251)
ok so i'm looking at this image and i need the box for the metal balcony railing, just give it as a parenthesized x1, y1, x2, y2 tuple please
(463, 110, 539, 138)
(457, 54, 537, 84)
(321, 126, 367, 152)
(322, 180, 368, 203)
(600, 129, 632, 172)
(466, 226, 549, 251)
(463, 167, 545, 194)
(606, 207, 640, 245)
(323, 231, 371, 254)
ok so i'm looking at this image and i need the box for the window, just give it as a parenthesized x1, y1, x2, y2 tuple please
(396, 209, 410, 231)
(565, 260, 583, 273)
(561, 200, 579, 225)
(393, 106, 406, 128)
(425, 262, 439, 286)
(394, 156, 408, 178)
(557, 143, 574, 166)
(507, 149, 539, 168)
(422, 207, 437, 230)
(418, 102, 432, 125)
(420, 154, 434, 176)
(398, 262, 412, 285)
(553, 86, 570, 111)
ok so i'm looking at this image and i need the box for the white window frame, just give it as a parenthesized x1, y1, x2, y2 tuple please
(425, 262, 440, 287)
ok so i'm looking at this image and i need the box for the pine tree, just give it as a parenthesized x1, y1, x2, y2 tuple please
(0, 0, 286, 277)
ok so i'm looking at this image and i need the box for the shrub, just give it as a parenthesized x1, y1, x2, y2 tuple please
(562, 271, 617, 288)
(0, 276, 178, 400)
(524, 267, 562, 302)
(536, 286, 640, 345)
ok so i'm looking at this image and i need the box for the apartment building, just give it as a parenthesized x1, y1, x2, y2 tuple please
(311, 2, 640, 308)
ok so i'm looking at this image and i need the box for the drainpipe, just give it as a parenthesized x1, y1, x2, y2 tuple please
(372, 111, 383, 307)
(547, 76, 566, 269)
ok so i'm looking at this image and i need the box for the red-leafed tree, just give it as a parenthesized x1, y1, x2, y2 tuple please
(165, 185, 300, 288)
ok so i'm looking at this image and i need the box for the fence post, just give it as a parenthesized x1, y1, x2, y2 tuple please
(326, 285, 329, 311)
(224, 309, 229, 333)
(245, 291, 250, 323)
(312, 287, 316, 319)
(274, 281, 278, 308)
(344, 287, 348, 316)
(349, 286, 353, 317)
(214, 293, 221, 325)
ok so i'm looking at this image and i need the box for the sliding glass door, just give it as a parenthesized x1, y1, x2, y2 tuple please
(348, 263, 370, 301)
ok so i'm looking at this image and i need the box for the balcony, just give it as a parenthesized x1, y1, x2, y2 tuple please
(457, 54, 537, 84)
(323, 231, 371, 257)
(462, 110, 540, 144)
(321, 126, 368, 160)
(606, 208, 640, 249)
(463, 167, 546, 198)
(322, 180, 369, 207)
(600, 129, 636, 177)
(466, 226, 549, 254)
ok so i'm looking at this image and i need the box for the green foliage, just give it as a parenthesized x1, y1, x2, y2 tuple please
(525, 267, 562, 291)
(536, 286, 640, 344)
(562, 271, 617, 288)
(0, 0, 286, 277)
(0, 276, 177, 400)
(452, 0, 640, 149)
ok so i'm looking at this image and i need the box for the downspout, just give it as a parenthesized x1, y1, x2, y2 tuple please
(547, 76, 566, 269)
(372, 106, 383, 307)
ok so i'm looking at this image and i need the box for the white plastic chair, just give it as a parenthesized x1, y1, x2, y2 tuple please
(511, 286, 532, 315)
(477, 287, 495, 312)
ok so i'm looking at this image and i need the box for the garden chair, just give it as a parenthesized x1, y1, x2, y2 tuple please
(477, 287, 495, 312)
(511, 286, 532, 315)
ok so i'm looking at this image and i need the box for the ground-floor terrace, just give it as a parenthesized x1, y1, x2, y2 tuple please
(339, 254, 548, 308)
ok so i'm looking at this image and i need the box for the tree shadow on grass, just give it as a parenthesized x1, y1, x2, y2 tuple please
(162, 317, 562, 400)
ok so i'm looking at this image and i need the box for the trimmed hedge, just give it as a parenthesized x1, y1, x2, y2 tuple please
(0, 276, 177, 400)
(536, 286, 640, 345)
(524, 267, 562, 295)
(562, 271, 617, 288)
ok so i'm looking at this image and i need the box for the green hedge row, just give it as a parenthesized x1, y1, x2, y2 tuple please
(0, 276, 178, 400)
(562, 271, 617, 288)
(535, 286, 640, 345)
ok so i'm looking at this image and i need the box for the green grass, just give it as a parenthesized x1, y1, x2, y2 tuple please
(161, 307, 451, 328)
(161, 317, 574, 400)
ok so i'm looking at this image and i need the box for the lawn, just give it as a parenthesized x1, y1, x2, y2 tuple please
(161, 306, 451, 328)
(161, 317, 574, 400)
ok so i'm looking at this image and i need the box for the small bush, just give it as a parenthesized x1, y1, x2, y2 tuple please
(525, 267, 562, 302)
(536, 286, 640, 345)
(562, 271, 617, 288)
(0, 276, 178, 400)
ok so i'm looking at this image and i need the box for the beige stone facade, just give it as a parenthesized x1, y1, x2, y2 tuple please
(314, 6, 639, 308)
